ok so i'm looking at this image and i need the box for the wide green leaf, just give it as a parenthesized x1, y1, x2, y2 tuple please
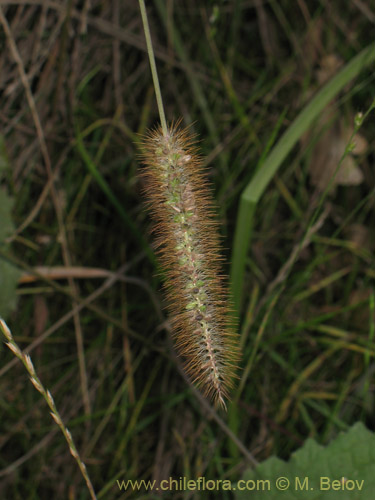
(0, 189, 20, 318)
(0, 188, 15, 242)
(235, 423, 375, 499)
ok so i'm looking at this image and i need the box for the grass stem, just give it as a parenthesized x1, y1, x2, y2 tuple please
(138, 0, 168, 135)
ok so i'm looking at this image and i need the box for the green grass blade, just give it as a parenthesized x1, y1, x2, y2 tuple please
(230, 43, 375, 312)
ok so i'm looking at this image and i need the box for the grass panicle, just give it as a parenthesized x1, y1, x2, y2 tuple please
(140, 121, 240, 409)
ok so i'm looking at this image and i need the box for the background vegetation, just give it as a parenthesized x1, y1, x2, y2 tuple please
(0, 0, 374, 498)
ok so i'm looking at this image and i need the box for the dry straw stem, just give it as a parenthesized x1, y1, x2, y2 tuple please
(0, 318, 97, 500)
(140, 121, 240, 409)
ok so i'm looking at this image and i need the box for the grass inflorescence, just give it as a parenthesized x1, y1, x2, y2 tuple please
(140, 122, 240, 408)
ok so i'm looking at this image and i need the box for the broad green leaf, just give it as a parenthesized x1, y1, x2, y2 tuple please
(0, 188, 15, 242)
(0, 135, 9, 178)
(0, 189, 20, 318)
(235, 422, 375, 499)
(0, 258, 21, 319)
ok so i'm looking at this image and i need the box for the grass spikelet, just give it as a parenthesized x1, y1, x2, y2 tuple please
(140, 121, 240, 409)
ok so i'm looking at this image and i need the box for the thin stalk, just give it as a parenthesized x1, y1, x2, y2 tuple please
(138, 0, 167, 135)
(0, 318, 97, 500)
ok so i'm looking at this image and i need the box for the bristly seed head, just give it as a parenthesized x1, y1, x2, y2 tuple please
(140, 120, 240, 409)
